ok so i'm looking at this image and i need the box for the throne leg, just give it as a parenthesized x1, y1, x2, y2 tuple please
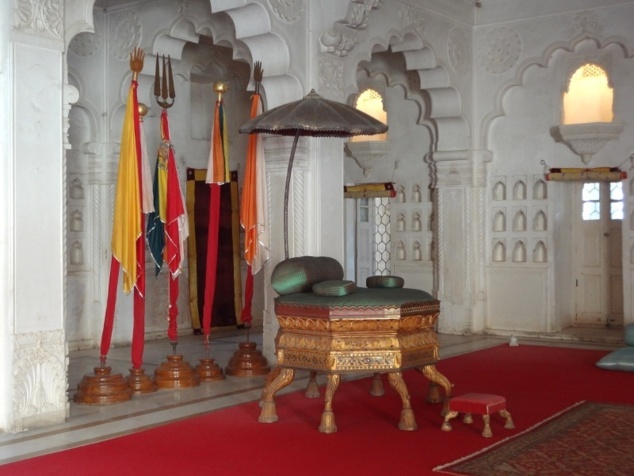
(319, 374, 340, 434)
(305, 371, 320, 398)
(369, 373, 385, 397)
(258, 367, 295, 424)
(419, 364, 453, 415)
(387, 372, 417, 431)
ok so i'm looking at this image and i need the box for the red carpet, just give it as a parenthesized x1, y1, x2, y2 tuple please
(435, 401, 634, 475)
(2, 344, 632, 476)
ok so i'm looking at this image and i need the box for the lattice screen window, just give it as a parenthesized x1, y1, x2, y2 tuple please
(374, 198, 391, 275)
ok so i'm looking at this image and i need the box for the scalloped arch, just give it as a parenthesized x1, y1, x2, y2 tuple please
(132, 2, 301, 109)
(348, 28, 468, 152)
(480, 35, 633, 150)
(64, 0, 97, 48)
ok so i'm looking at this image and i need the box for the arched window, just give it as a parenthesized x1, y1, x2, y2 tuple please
(563, 63, 613, 124)
(351, 88, 387, 142)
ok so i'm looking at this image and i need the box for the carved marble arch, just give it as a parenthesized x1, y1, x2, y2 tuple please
(98, 2, 300, 111)
(480, 35, 632, 150)
(346, 30, 469, 152)
(205, 1, 302, 108)
(64, 0, 98, 49)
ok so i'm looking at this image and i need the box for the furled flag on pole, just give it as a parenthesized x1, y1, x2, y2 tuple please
(146, 132, 167, 275)
(203, 82, 230, 338)
(146, 55, 188, 344)
(100, 47, 148, 370)
(240, 62, 270, 326)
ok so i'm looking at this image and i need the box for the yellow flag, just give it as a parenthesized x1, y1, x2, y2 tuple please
(111, 84, 142, 294)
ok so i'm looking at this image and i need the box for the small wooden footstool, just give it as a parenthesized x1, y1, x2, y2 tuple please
(441, 393, 514, 437)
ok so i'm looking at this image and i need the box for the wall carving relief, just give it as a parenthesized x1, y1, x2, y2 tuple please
(318, 56, 344, 98)
(340, 0, 381, 30)
(14, 0, 63, 40)
(320, 0, 381, 57)
(69, 27, 101, 57)
(398, 4, 425, 35)
(448, 28, 469, 76)
(177, 0, 191, 14)
(566, 12, 604, 41)
(109, 10, 142, 61)
(478, 26, 521, 75)
(12, 331, 67, 430)
(268, 0, 305, 23)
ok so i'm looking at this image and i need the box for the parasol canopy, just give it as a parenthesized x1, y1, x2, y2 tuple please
(239, 89, 387, 138)
(239, 89, 388, 258)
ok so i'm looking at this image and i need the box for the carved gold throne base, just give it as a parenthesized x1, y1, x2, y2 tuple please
(258, 304, 452, 433)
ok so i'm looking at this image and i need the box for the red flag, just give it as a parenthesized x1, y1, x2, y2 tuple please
(161, 111, 189, 342)
(203, 92, 228, 336)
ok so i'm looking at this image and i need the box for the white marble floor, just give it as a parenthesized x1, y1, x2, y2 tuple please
(0, 326, 622, 466)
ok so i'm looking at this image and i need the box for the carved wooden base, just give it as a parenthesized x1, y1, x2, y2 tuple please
(73, 366, 133, 405)
(196, 358, 226, 382)
(225, 342, 271, 377)
(126, 367, 157, 394)
(154, 355, 200, 389)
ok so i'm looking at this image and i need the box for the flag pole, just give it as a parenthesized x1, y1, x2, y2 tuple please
(74, 47, 150, 404)
(225, 61, 270, 377)
(150, 54, 201, 389)
(195, 81, 229, 383)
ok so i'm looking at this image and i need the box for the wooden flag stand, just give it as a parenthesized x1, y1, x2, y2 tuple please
(225, 331, 270, 377)
(154, 353, 200, 389)
(126, 367, 157, 394)
(196, 337, 226, 382)
(73, 366, 133, 405)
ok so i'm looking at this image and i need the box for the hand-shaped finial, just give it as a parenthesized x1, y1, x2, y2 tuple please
(130, 47, 145, 81)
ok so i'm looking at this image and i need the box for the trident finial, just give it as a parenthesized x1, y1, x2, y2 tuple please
(154, 54, 175, 109)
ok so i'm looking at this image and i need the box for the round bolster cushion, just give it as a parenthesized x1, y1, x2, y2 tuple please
(313, 280, 357, 297)
(366, 275, 404, 288)
(271, 256, 344, 295)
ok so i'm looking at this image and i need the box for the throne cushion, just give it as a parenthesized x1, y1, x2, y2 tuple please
(271, 256, 344, 295)
(366, 275, 405, 288)
(313, 280, 357, 297)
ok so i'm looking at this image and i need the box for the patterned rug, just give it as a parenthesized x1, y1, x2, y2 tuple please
(435, 401, 634, 476)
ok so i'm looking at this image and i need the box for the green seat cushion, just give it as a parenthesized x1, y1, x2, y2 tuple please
(366, 275, 404, 288)
(313, 280, 357, 297)
(271, 256, 344, 295)
(596, 347, 634, 372)
(625, 323, 634, 346)
(276, 287, 435, 308)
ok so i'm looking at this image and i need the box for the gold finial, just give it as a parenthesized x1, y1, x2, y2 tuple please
(138, 102, 148, 120)
(129, 47, 145, 81)
(213, 82, 229, 101)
